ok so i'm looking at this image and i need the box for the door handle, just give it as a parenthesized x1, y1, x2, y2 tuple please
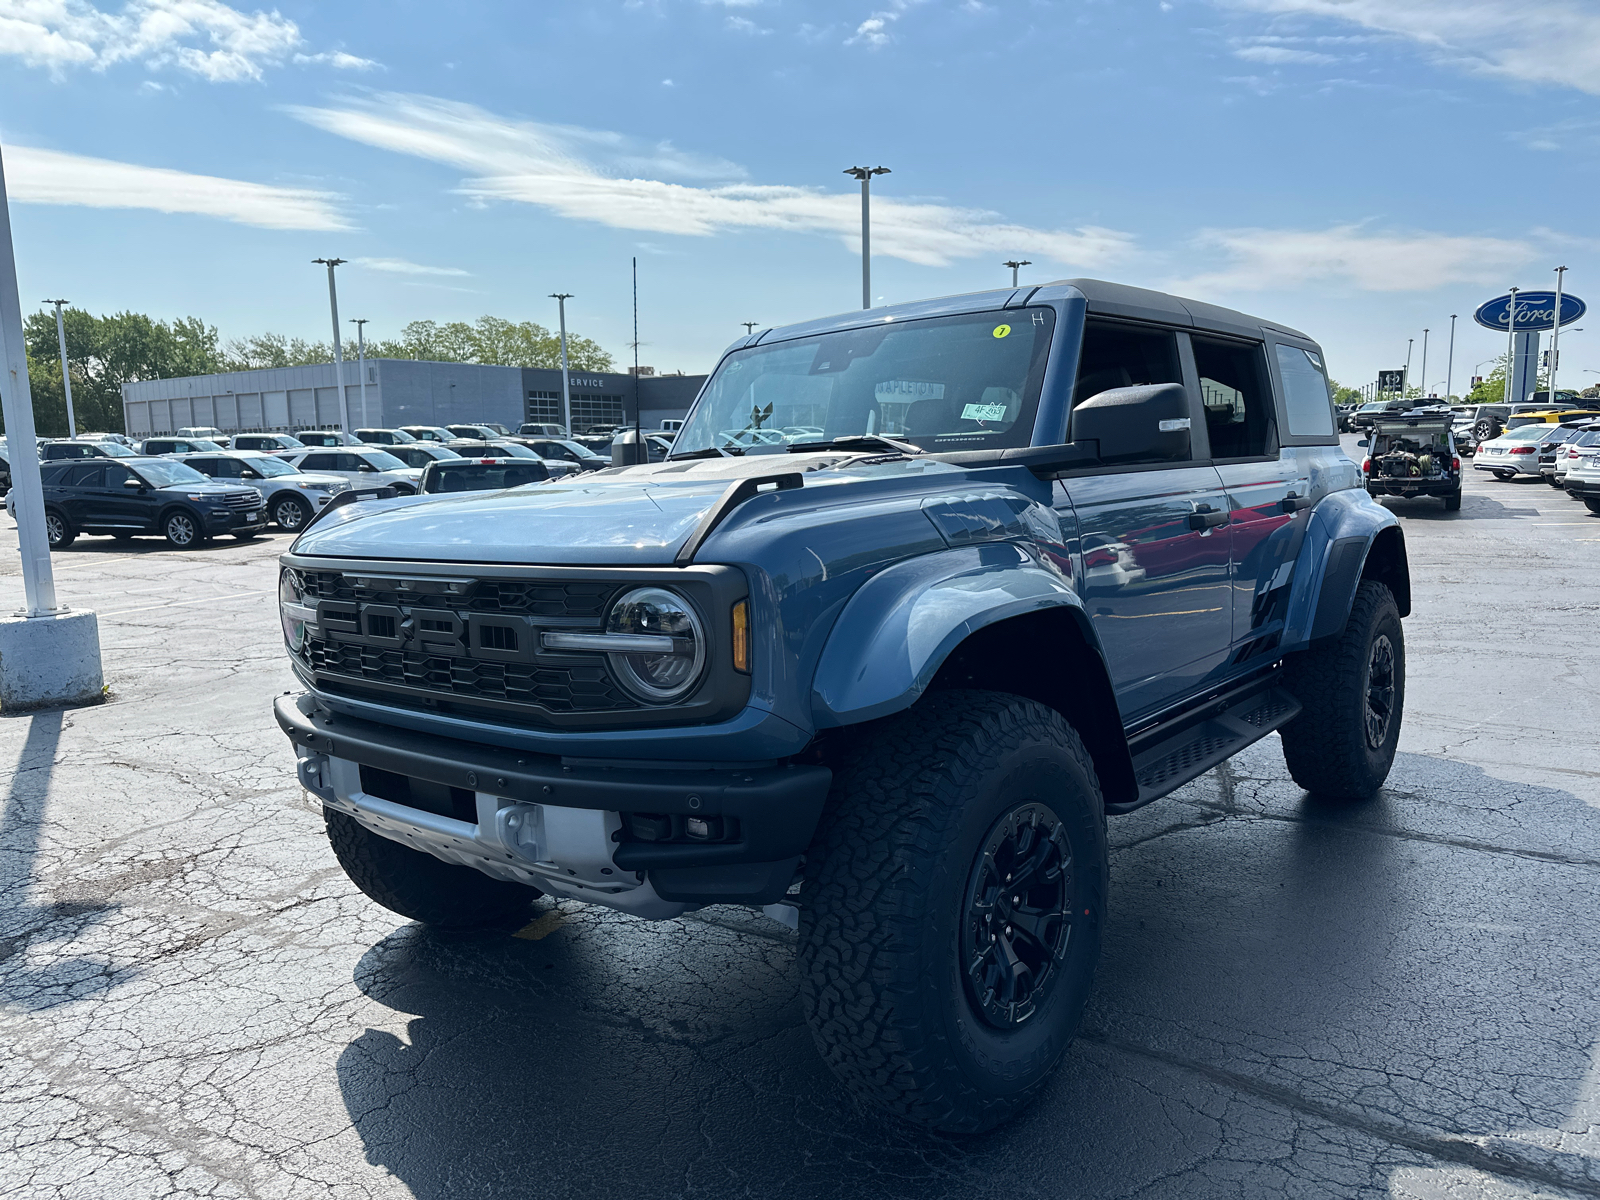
(1281, 492, 1313, 513)
(1188, 505, 1228, 530)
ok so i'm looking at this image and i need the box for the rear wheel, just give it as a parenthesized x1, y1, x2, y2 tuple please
(44, 509, 74, 549)
(1586, 498, 1600, 515)
(163, 510, 202, 548)
(325, 808, 539, 928)
(1281, 581, 1404, 801)
(271, 494, 311, 531)
(1492, 470, 1515, 481)
(1443, 489, 1462, 511)
(800, 691, 1107, 1133)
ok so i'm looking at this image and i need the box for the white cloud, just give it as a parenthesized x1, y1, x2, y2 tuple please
(353, 257, 470, 276)
(0, 0, 373, 82)
(1220, 0, 1600, 94)
(726, 15, 770, 33)
(4, 144, 349, 230)
(293, 50, 378, 71)
(847, 16, 890, 45)
(1233, 44, 1338, 64)
(1171, 224, 1534, 294)
(287, 92, 1134, 269)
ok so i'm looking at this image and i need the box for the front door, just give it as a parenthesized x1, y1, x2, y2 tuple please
(92, 464, 160, 530)
(1058, 319, 1235, 721)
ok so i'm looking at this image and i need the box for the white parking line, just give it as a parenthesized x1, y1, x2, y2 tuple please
(100, 589, 266, 617)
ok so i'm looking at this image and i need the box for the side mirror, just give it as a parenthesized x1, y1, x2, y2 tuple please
(1068, 383, 1192, 464)
(1357, 438, 1369, 448)
(123, 477, 142, 488)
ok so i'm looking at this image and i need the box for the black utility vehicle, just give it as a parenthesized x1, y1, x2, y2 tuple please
(39, 458, 265, 548)
(139, 437, 226, 455)
(232, 433, 306, 453)
(1362, 415, 1462, 509)
(40, 440, 141, 462)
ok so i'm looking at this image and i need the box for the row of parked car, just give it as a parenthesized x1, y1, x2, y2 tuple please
(1473, 419, 1600, 510)
(0, 421, 679, 550)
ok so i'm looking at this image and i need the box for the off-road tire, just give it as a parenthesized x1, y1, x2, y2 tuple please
(799, 690, 1107, 1133)
(324, 807, 539, 929)
(44, 509, 74, 549)
(1586, 498, 1600, 515)
(1280, 580, 1404, 801)
(1475, 418, 1501, 440)
(1443, 489, 1462, 512)
(272, 494, 311, 531)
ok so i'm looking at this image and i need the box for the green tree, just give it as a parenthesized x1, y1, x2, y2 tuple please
(1328, 380, 1362, 405)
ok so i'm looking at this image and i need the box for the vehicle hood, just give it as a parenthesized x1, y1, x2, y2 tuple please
(290, 453, 964, 564)
(154, 480, 255, 497)
(282, 472, 348, 487)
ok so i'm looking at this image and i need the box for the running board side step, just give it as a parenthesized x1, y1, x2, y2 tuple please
(1108, 682, 1301, 815)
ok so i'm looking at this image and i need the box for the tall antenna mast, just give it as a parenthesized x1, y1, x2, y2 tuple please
(633, 257, 642, 443)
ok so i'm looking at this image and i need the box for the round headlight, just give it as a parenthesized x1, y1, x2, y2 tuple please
(279, 569, 307, 652)
(605, 587, 705, 702)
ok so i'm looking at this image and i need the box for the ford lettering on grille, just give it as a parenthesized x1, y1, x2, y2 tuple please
(317, 599, 535, 663)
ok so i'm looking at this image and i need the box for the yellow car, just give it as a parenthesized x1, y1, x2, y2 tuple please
(1504, 408, 1600, 431)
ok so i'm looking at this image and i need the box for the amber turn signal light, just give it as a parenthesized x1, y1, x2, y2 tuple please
(732, 599, 751, 674)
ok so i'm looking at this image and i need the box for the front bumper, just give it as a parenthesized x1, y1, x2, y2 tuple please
(275, 692, 831, 914)
(206, 505, 266, 532)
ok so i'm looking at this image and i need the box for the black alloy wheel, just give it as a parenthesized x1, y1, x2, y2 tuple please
(962, 802, 1075, 1028)
(163, 511, 200, 548)
(272, 494, 311, 531)
(1363, 633, 1397, 749)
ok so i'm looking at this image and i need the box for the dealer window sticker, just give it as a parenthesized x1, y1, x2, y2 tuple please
(962, 403, 1010, 422)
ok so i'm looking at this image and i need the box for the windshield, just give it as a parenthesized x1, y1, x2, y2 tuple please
(562, 440, 603, 459)
(137, 461, 208, 486)
(249, 456, 298, 477)
(673, 307, 1056, 457)
(99, 442, 139, 457)
(360, 449, 408, 470)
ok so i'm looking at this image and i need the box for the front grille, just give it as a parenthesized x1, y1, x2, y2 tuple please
(222, 490, 260, 509)
(297, 570, 612, 617)
(302, 636, 636, 714)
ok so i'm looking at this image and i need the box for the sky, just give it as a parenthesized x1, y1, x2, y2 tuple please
(1, 0, 1599, 391)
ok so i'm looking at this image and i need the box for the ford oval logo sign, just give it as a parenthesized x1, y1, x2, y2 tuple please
(1474, 291, 1586, 332)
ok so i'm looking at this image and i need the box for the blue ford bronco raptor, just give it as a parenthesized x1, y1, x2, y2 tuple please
(275, 278, 1408, 1131)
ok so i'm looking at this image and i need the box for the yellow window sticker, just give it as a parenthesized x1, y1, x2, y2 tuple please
(992, 324, 1011, 339)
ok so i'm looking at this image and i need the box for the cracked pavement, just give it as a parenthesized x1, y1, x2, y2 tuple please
(3, 438, 1599, 1199)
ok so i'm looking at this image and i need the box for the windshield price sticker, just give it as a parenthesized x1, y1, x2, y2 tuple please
(962, 403, 1009, 422)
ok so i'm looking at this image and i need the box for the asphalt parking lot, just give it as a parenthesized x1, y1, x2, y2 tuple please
(3, 436, 1600, 1200)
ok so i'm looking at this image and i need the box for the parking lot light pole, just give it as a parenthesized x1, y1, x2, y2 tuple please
(313, 259, 350, 436)
(1003, 260, 1032, 288)
(1446, 315, 1457, 401)
(43, 299, 76, 437)
(844, 166, 889, 310)
(349, 318, 368, 427)
(550, 294, 573, 436)
(0, 142, 104, 706)
(1405, 338, 1413, 395)
(1419, 329, 1429, 398)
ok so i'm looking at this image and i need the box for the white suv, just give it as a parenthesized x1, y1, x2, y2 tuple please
(277, 447, 424, 495)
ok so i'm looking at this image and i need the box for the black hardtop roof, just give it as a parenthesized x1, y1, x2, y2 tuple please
(1048, 279, 1312, 343)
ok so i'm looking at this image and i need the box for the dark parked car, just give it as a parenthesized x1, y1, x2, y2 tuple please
(232, 433, 306, 453)
(354, 428, 419, 445)
(0, 447, 11, 497)
(1348, 400, 1412, 432)
(445, 440, 580, 477)
(445, 424, 503, 441)
(418, 457, 551, 493)
(294, 431, 363, 448)
(35, 457, 266, 548)
(139, 437, 227, 456)
(40, 439, 141, 461)
(506, 437, 610, 471)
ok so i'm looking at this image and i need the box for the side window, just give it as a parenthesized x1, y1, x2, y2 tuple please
(301, 453, 337, 471)
(188, 459, 219, 477)
(103, 465, 135, 488)
(1072, 320, 1184, 405)
(40, 464, 70, 485)
(213, 458, 244, 478)
(63, 464, 105, 487)
(1194, 337, 1274, 459)
(340, 454, 368, 471)
(1275, 344, 1335, 438)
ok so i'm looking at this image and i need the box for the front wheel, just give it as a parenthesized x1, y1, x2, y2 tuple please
(163, 510, 202, 548)
(325, 808, 539, 928)
(1280, 580, 1404, 801)
(800, 691, 1107, 1133)
(44, 509, 74, 549)
(272, 494, 312, 531)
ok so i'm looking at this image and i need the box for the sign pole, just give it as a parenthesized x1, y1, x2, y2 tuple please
(1505, 288, 1520, 405)
(1550, 266, 1567, 405)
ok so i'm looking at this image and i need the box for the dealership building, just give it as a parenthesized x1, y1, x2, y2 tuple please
(120, 360, 707, 439)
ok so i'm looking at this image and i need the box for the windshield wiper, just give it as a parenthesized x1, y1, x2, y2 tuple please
(667, 445, 745, 460)
(787, 434, 924, 456)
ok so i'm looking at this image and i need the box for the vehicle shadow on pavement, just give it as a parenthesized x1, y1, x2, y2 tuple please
(0, 709, 127, 1012)
(48, 533, 288, 556)
(332, 749, 1600, 1200)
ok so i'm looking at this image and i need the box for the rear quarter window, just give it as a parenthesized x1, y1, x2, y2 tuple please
(1275, 344, 1336, 437)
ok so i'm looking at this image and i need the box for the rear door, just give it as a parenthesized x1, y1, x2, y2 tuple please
(1199, 336, 1311, 654)
(1058, 319, 1234, 721)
